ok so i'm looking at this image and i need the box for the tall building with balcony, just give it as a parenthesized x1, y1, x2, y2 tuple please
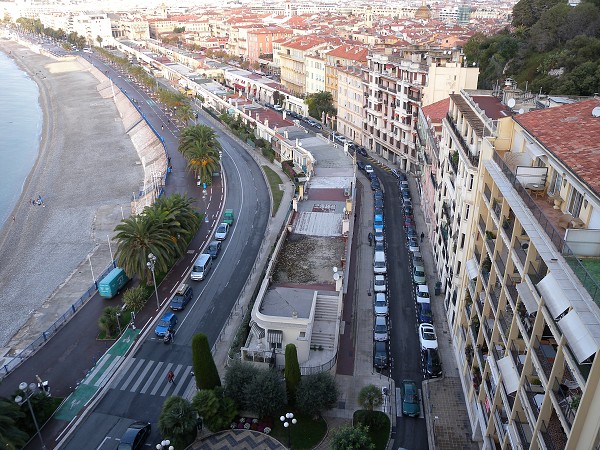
(324, 44, 368, 108)
(440, 92, 600, 449)
(336, 66, 367, 146)
(279, 36, 333, 96)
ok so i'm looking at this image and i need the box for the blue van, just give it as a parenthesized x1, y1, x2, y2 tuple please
(98, 267, 130, 299)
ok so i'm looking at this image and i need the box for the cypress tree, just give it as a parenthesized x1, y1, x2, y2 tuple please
(192, 333, 221, 389)
(284, 343, 301, 405)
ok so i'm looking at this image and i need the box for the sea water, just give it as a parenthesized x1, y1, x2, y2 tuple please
(0, 48, 43, 228)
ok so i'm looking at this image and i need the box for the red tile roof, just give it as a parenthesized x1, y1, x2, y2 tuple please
(422, 98, 450, 123)
(514, 99, 600, 196)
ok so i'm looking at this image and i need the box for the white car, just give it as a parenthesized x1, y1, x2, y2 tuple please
(373, 293, 388, 316)
(374, 275, 386, 293)
(365, 164, 374, 174)
(374, 230, 384, 243)
(415, 284, 430, 304)
(419, 323, 438, 350)
(215, 223, 230, 240)
(408, 238, 420, 253)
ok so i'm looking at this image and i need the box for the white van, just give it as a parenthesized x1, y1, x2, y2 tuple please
(191, 253, 212, 281)
(373, 251, 387, 274)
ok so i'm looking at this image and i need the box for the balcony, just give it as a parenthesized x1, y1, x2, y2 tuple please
(510, 342, 525, 375)
(513, 237, 528, 267)
(551, 378, 576, 429)
(516, 304, 533, 341)
(514, 420, 533, 448)
(445, 113, 480, 167)
(506, 282, 518, 308)
(484, 184, 492, 203)
(491, 199, 502, 221)
(494, 410, 508, 443)
(495, 248, 508, 276)
(492, 151, 600, 303)
(498, 309, 513, 341)
(540, 412, 567, 450)
(501, 216, 515, 240)
(478, 216, 486, 237)
(533, 336, 556, 381)
(474, 246, 481, 264)
(523, 379, 542, 420)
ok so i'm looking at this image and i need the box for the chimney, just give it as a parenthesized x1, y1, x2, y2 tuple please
(285, 130, 289, 139)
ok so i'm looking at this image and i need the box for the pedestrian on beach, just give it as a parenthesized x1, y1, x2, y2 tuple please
(167, 370, 175, 384)
(31, 198, 36, 206)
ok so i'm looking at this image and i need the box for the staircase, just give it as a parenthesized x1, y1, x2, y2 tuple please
(310, 294, 340, 350)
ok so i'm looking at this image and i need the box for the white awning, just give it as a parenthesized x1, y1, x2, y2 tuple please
(516, 282, 538, 315)
(466, 258, 478, 280)
(267, 329, 283, 344)
(558, 311, 600, 363)
(497, 356, 520, 394)
(537, 273, 570, 319)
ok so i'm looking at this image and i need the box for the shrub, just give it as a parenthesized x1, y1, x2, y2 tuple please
(243, 368, 286, 418)
(296, 371, 339, 418)
(98, 306, 120, 337)
(191, 333, 221, 390)
(358, 384, 383, 412)
(284, 344, 301, 406)
(224, 360, 259, 411)
(330, 423, 374, 450)
(158, 396, 197, 448)
(192, 387, 237, 431)
(122, 285, 148, 311)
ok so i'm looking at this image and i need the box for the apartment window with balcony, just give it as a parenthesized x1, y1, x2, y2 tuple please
(469, 174, 474, 190)
(567, 189, 583, 217)
(464, 204, 470, 221)
(548, 170, 562, 195)
(460, 233, 465, 249)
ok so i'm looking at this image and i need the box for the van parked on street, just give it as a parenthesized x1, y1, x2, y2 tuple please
(98, 267, 129, 299)
(374, 251, 387, 274)
(191, 253, 212, 281)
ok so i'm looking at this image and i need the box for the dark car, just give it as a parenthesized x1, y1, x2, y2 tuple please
(417, 302, 433, 324)
(401, 380, 421, 417)
(371, 180, 381, 191)
(402, 189, 411, 200)
(374, 207, 384, 217)
(406, 226, 418, 240)
(399, 172, 408, 181)
(374, 198, 384, 209)
(374, 190, 384, 201)
(313, 122, 323, 129)
(118, 421, 151, 450)
(154, 312, 177, 337)
(357, 160, 366, 171)
(374, 241, 385, 252)
(207, 240, 221, 259)
(369, 172, 378, 182)
(357, 146, 368, 157)
(403, 206, 413, 217)
(170, 284, 193, 311)
(373, 340, 389, 369)
(423, 348, 443, 377)
(404, 217, 415, 228)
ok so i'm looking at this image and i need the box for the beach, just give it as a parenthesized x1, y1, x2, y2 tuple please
(0, 39, 143, 352)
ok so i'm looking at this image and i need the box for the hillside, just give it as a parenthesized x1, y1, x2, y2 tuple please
(463, 0, 600, 95)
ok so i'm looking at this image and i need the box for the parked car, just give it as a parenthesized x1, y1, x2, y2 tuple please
(374, 198, 384, 209)
(373, 315, 389, 341)
(365, 164, 374, 174)
(265, 102, 274, 109)
(374, 275, 387, 293)
(415, 283, 430, 304)
(399, 172, 408, 181)
(357, 161, 366, 171)
(207, 240, 221, 259)
(374, 241, 385, 252)
(404, 217, 415, 229)
(400, 180, 409, 190)
(371, 180, 381, 191)
(408, 238, 420, 253)
(423, 348, 443, 377)
(403, 198, 412, 207)
(406, 226, 418, 241)
(391, 168, 400, 178)
(215, 222, 229, 240)
(373, 340, 389, 369)
(117, 421, 151, 450)
(374, 190, 384, 201)
(369, 172, 378, 182)
(417, 302, 433, 324)
(403, 205, 413, 218)
(402, 189, 411, 201)
(374, 230, 384, 243)
(419, 323, 438, 350)
(374, 207, 384, 217)
(273, 104, 283, 111)
(169, 284, 193, 311)
(155, 312, 178, 337)
(412, 251, 424, 267)
(312, 121, 323, 129)
(357, 146, 368, 157)
(373, 292, 389, 316)
(374, 213, 384, 232)
(401, 380, 421, 417)
(413, 265, 426, 284)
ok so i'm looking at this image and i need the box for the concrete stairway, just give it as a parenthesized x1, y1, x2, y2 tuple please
(310, 294, 340, 350)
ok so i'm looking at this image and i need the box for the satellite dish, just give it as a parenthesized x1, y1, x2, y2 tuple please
(507, 98, 516, 108)
(333, 272, 341, 280)
(333, 266, 338, 273)
(518, 108, 525, 114)
(592, 106, 600, 118)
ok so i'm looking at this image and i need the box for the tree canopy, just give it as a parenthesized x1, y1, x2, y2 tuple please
(464, 0, 600, 94)
(305, 91, 336, 122)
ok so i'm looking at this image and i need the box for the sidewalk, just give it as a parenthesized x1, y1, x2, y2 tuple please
(365, 152, 478, 449)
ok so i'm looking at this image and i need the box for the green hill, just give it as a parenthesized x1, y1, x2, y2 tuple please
(464, 0, 600, 95)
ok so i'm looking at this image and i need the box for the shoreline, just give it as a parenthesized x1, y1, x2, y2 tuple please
(0, 38, 144, 351)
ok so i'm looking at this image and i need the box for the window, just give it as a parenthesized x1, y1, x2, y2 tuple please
(548, 170, 562, 195)
(464, 204, 470, 220)
(460, 233, 465, 249)
(469, 174, 474, 190)
(567, 189, 583, 217)
(456, 261, 461, 275)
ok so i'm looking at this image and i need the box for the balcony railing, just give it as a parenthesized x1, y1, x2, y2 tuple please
(534, 336, 554, 381)
(492, 150, 600, 302)
(523, 380, 541, 420)
(506, 282, 518, 308)
(515, 420, 533, 448)
(513, 238, 528, 266)
(490, 287, 500, 312)
(484, 184, 491, 203)
(511, 342, 525, 375)
(552, 378, 576, 428)
(478, 216, 486, 237)
(494, 410, 507, 442)
(474, 246, 481, 264)
(492, 199, 502, 221)
(446, 113, 480, 167)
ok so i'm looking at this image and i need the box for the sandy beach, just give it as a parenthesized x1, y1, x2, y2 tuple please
(0, 39, 143, 351)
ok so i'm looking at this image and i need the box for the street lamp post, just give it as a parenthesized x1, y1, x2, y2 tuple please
(147, 253, 160, 310)
(15, 382, 47, 450)
(156, 439, 174, 450)
(280, 412, 297, 449)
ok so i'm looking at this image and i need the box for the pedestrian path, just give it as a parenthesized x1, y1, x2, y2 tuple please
(54, 328, 140, 421)
(108, 357, 196, 398)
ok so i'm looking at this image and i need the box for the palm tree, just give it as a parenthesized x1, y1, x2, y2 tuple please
(158, 397, 197, 447)
(114, 211, 177, 281)
(0, 398, 28, 450)
(96, 35, 103, 47)
(154, 194, 201, 255)
(179, 125, 222, 182)
(184, 142, 220, 183)
(177, 105, 195, 126)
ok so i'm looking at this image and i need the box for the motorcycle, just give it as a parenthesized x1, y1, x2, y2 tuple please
(163, 331, 173, 344)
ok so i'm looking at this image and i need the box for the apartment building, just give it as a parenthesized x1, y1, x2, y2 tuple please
(363, 50, 477, 173)
(279, 36, 331, 96)
(336, 66, 367, 146)
(305, 54, 326, 94)
(247, 27, 292, 63)
(111, 15, 150, 41)
(40, 12, 113, 46)
(324, 44, 369, 107)
(436, 91, 600, 449)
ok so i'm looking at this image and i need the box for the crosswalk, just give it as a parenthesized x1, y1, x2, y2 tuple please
(82, 356, 196, 398)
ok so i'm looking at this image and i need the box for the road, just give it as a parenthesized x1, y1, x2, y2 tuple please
(56, 54, 270, 450)
(365, 161, 429, 450)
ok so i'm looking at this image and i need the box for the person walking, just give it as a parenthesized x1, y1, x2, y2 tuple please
(420, 231, 425, 242)
(167, 370, 175, 384)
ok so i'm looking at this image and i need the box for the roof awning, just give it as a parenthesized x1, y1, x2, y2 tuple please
(250, 322, 265, 339)
(558, 311, 600, 363)
(267, 329, 283, 344)
(497, 356, 520, 394)
(466, 258, 478, 280)
(536, 273, 570, 319)
(234, 83, 245, 90)
(516, 282, 538, 315)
